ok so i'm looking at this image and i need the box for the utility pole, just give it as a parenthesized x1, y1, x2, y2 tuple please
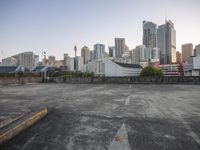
(42, 51, 47, 82)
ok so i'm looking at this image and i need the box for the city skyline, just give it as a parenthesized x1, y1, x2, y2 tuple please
(0, 0, 200, 61)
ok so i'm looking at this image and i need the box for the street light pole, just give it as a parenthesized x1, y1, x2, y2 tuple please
(42, 51, 47, 83)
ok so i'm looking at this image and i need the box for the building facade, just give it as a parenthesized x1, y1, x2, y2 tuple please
(84, 58, 142, 77)
(176, 51, 182, 63)
(81, 46, 89, 64)
(12, 51, 39, 70)
(65, 57, 75, 71)
(159, 64, 184, 76)
(115, 38, 125, 58)
(151, 48, 159, 59)
(2, 57, 18, 66)
(74, 56, 83, 71)
(184, 54, 200, 76)
(89, 50, 94, 61)
(143, 21, 157, 49)
(157, 20, 176, 64)
(94, 44, 105, 60)
(109, 46, 115, 57)
(132, 45, 151, 64)
(194, 44, 200, 57)
(182, 43, 193, 63)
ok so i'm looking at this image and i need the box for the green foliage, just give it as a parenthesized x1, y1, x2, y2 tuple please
(140, 66, 162, 76)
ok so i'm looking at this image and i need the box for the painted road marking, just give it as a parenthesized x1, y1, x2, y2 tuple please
(108, 123, 131, 150)
(125, 95, 131, 105)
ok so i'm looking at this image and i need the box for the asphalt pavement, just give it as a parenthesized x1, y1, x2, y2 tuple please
(0, 83, 200, 150)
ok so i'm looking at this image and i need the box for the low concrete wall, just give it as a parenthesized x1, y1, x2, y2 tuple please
(49, 76, 200, 84)
(0, 77, 42, 86)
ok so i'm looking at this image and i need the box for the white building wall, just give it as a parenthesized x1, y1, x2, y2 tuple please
(66, 58, 74, 71)
(77, 56, 83, 71)
(92, 58, 141, 77)
(184, 54, 200, 76)
(2, 57, 18, 66)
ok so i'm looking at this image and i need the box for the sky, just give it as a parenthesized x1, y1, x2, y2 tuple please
(0, 0, 200, 61)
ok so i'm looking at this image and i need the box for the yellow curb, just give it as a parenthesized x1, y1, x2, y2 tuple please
(0, 108, 48, 144)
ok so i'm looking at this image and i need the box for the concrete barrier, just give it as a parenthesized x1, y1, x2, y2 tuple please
(0, 107, 48, 145)
(0, 77, 42, 86)
(49, 76, 200, 84)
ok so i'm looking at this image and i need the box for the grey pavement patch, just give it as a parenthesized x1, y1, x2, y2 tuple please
(124, 95, 131, 105)
(156, 92, 200, 147)
(1, 84, 200, 149)
(108, 123, 131, 150)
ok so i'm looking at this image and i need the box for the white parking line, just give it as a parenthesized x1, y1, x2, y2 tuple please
(125, 95, 131, 105)
(108, 123, 131, 150)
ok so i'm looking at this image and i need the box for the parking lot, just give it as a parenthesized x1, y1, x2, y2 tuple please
(1, 83, 200, 150)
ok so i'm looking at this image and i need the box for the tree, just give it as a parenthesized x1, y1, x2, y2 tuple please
(140, 66, 162, 76)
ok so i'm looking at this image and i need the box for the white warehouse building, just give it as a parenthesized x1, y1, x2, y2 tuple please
(184, 54, 200, 76)
(84, 58, 142, 77)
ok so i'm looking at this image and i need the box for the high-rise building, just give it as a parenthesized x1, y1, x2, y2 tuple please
(108, 46, 115, 57)
(182, 43, 193, 63)
(94, 43, 105, 59)
(157, 25, 166, 64)
(176, 51, 182, 64)
(125, 45, 129, 52)
(65, 57, 74, 71)
(89, 50, 94, 61)
(132, 45, 149, 64)
(144, 47, 151, 61)
(64, 53, 69, 60)
(115, 38, 125, 58)
(2, 57, 18, 66)
(12, 51, 39, 70)
(74, 56, 83, 71)
(143, 21, 157, 49)
(81, 46, 89, 64)
(151, 48, 159, 59)
(47, 56, 56, 66)
(48, 56, 55, 62)
(157, 20, 176, 64)
(195, 44, 200, 56)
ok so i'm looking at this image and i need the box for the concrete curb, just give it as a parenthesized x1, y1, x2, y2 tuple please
(0, 107, 48, 145)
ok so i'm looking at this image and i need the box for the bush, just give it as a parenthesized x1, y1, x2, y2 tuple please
(140, 66, 162, 76)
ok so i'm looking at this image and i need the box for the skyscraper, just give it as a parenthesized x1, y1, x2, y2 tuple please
(157, 24, 166, 64)
(157, 20, 176, 64)
(89, 50, 94, 61)
(94, 43, 105, 59)
(2, 57, 17, 66)
(108, 46, 115, 57)
(12, 51, 39, 70)
(176, 51, 182, 64)
(81, 46, 89, 64)
(115, 38, 125, 58)
(166, 20, 176, 64)
(182, 43, 193, 63)
(151, 48, 159, 60)
(132, 45, 149, 64)
(74, 56, 83, 71)
(143, 21, 157, 49)
(195, 44, 200, 56)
